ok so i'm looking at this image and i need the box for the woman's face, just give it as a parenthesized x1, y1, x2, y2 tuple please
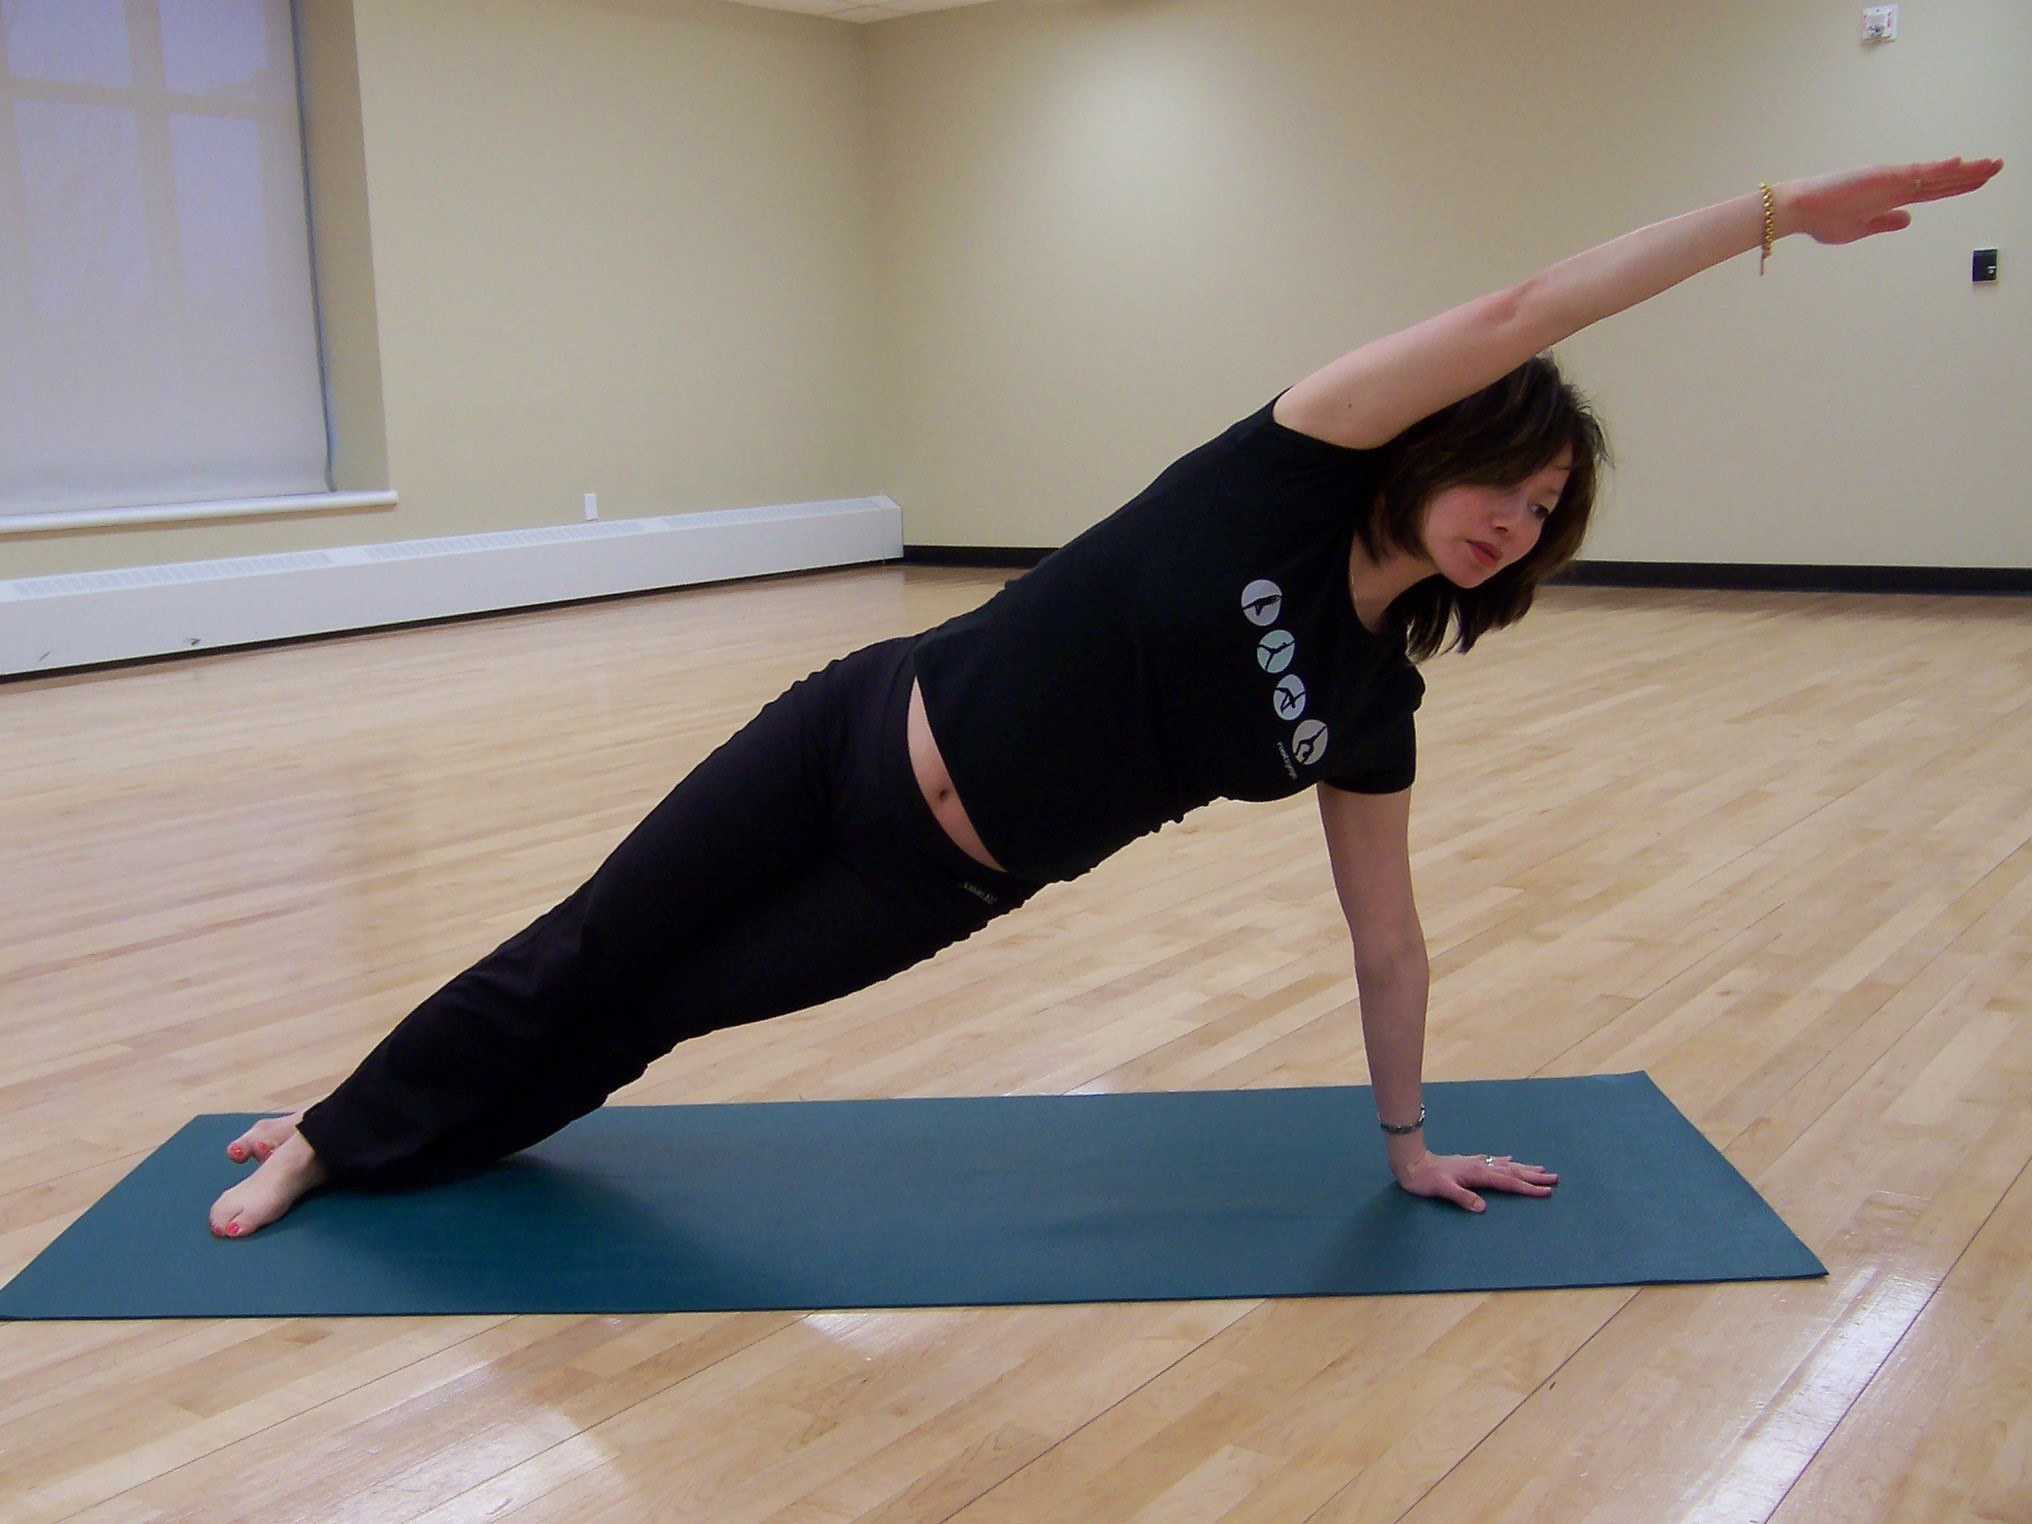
(1421, 450, 1574, 586)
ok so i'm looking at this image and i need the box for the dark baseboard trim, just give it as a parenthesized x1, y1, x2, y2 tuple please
(903, 547, 2032, 597)
(1552, 561, 2032, 596)
(902, 545, 1054, 569)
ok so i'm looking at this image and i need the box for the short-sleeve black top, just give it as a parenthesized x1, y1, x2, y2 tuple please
(912, 391, 1425, 883)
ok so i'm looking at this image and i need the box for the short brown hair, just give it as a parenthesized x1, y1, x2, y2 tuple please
(1361, 355, 1611, 659)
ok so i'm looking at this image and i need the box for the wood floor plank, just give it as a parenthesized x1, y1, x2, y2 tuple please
(1766, 1153, 2032, 1524)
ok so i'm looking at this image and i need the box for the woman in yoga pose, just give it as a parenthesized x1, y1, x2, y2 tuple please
(212, 156, 2002, 1238)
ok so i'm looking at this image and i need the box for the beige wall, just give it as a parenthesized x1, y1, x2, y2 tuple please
(353, 0, 876, 541)
(8, 0, 2026, 578)
(870, 0, 2029, 565)
(6, 0, 876, 577)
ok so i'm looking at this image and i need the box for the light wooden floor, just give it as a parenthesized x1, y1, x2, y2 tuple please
(3, 565, 2030, 1523)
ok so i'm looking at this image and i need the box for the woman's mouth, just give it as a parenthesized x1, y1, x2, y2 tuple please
(1468, 539, 1499, 569)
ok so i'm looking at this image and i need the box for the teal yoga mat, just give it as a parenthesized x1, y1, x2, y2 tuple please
(0, 1074, 1822, 1320)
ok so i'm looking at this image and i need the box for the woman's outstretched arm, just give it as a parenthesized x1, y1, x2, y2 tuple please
(1277, 156, 2004, 450)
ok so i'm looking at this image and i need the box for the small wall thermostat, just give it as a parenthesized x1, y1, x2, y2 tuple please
(1973, 249, 1998, 283)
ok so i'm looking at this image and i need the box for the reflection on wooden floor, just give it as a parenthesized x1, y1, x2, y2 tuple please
(3, 565, 2028, 1522)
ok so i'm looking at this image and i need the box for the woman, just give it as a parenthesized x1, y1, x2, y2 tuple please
(211, 157, 2002, 1238)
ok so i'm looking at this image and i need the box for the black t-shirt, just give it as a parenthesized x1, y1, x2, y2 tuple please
(913, 391, 1424, 883)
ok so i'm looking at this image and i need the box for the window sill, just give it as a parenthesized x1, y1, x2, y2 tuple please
(0, 490, 398, 536)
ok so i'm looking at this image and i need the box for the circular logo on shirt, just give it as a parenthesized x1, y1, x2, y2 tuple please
(1241, 579, 1284, 626)
(1273, 674, 1307, 720)
(1256, 630, 1296, 673)
(1292, 718, 1329, 766)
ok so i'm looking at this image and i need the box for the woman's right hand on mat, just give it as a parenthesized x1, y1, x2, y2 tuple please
(1391, 1150, 1558, 1213)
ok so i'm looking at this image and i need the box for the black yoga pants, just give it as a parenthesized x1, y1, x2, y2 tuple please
(296, 635, 1042, 1189)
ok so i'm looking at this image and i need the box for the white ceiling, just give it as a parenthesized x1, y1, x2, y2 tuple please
(724, 0, 996, 22)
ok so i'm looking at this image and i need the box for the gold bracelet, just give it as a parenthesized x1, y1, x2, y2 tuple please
(1758, 182, 1775, 276)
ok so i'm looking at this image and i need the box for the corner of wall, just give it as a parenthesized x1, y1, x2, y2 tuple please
(295, 0, 389, 494)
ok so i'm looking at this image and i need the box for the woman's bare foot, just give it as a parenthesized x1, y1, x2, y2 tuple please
(212, 1116, 331, 1238)
(226, 1111, 303, 1165)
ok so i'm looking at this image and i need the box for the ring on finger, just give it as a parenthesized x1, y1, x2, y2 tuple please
(1482, 1154, 1497, 1165)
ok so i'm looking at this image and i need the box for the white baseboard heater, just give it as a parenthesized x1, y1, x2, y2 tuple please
(0, 497, 903, 677)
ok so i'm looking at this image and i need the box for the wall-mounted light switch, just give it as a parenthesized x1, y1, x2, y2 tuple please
(1973, 249, 1998, 284)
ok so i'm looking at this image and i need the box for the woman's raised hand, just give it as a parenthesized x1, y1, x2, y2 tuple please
(1393, 1150, 1558, 1213)
(1781, 156, 2003, 246)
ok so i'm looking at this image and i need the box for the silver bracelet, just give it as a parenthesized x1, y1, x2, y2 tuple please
(1378, 1105, 1425, 1136)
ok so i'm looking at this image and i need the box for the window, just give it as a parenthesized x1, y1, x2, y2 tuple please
(0, 0, 328, 517)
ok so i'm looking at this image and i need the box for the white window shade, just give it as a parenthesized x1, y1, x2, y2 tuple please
(0, 0, 328, 518)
